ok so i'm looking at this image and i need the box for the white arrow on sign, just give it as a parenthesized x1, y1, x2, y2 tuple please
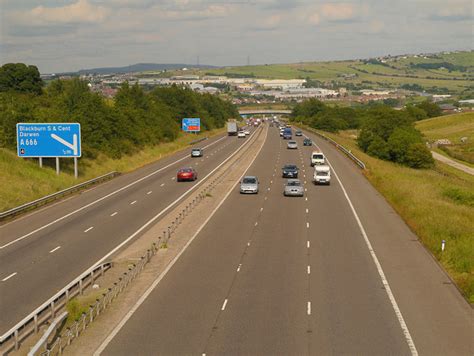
(51, 133, 78, 156)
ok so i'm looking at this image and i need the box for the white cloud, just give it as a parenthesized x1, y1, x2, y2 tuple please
(320, 3, 356, 21)
(30, 0, 109, 24)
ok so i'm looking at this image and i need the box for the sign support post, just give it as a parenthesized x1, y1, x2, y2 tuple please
(74, 157, 78, 179)
(39, 157, 43, 168)
(56, 157, 60, 175)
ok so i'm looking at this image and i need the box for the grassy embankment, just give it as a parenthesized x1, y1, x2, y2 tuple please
(416, 112, 474, 167)
(0, 128, 224, 212)
(305, 121, 473, 303)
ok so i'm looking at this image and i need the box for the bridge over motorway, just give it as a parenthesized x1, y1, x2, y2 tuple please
(238, 109, 292, 116)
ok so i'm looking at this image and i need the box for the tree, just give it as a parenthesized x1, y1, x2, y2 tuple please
(0, 63, 43, 95)
(387, 127, 422, 163)
(367, 135, 390, 160)
(416, 100, 442, 118)
(405, 143, 434, 168)
(405, 105, 428, 121)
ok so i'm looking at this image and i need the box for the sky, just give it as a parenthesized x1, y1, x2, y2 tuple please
(1, 0, 472, 73)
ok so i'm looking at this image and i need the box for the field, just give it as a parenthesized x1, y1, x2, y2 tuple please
(189, 51, 474, 95)
(303, 126, 474, 303)
(416, 112, 474, 165)
(0, 128, 224, 212)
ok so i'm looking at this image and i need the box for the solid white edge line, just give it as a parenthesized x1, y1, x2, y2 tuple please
(49, 246, 61, 253)
(325, 152, 418, 356)
(2, 272, 17, 282)
(221, 299, 228, 311)
(0, 135, 228, 249)
(94, 126, 267, 356)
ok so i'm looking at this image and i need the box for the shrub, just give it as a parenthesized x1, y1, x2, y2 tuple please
(404, 143, 434, 168)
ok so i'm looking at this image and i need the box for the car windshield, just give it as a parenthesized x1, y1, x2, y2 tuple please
(317, 171, 329, 176)
(284, 165, 297, 170)
(313, 154, 324, 159)
(287, 181, 301, 186)
(192, 149, 200, 152)
(289, 141, 296, 144)
(243, 178, 257, 184)
(180, 168, 192, 173)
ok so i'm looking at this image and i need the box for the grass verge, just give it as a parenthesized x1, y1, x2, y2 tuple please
(0, 128, 225, 212)
(306, 126, 473, 303)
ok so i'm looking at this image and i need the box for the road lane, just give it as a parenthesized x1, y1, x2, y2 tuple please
(0, 128, 257, 335)
(300, 128, 473, 355)
(99, 125, 413, 355)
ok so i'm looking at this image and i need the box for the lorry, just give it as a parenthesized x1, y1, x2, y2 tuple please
(313, 165, 331, 185)
(227, 120, 238, 136)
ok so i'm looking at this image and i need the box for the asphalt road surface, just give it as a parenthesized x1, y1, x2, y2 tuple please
(0, 128, 257, 335)
(99, 125, 473, 355)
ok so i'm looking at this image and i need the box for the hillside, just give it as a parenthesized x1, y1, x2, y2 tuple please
(192, 51, 473, 96)
(416, 112, 474, 165)
(76, 63, 218, 75)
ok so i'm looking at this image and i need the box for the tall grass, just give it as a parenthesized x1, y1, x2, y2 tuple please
(0, 128, 224, 212)
(320, 129, 474, 303)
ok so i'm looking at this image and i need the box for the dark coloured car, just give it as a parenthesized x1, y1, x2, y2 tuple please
(303, 138, 312, 146)
(282, 164, 299, 178)
(177, 167, 197, 182)
(283, 127, 292, 140)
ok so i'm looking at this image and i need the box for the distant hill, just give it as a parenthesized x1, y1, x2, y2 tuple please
(77, 63, 219, 75)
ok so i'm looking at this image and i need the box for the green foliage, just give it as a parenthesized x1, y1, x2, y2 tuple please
(290, 99, 359, 133)
(356, 105, 431, 168)
(405, 105, 428, 121)
(0, 77, 237, 160)
(0, 63, 43, 95)
(442, 187, 474, 207)
(415, 100, 442, 118)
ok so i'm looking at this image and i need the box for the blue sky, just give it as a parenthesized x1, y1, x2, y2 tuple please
(1, 0, 472, 73)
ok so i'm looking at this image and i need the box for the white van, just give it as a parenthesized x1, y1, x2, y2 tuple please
(311, 151, 326, 166)
(313, 165, 331, 185)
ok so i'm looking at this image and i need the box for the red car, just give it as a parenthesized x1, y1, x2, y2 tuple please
(177, 167, 197, 182)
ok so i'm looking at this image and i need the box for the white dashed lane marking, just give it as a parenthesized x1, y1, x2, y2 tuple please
(307, 241, 310, 248)
(306, 222, 310, 228)
(306, 208, 309, 213)
(147, 191, 152, 195)
(307, 302, 311, 315)
(160, 183, 165, 187)
(307, 266, 311, 274)
(2, 272, 17, 282)
(130, 200, 137, 205)
(49, 246, 61, 253)
(221, 299, 228, 311)
(110, 212, 118, 217)
(84, 227, 94, 233)
(236, 264, 242, 272)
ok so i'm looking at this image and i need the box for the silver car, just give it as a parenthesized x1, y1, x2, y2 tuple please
(240, 176, 259, 194)
(283, 179, 304, 197)
(287, 140, 298, 149)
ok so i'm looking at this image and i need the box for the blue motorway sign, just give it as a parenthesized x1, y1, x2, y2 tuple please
(16, 123, 81, 158)
(182, 118, 201, 132)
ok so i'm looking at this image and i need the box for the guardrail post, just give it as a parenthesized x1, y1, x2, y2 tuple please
(89, 306, 94, 323)
(14, 329, 19, 350)
(65, 289, 69, 301)
(101, 264, 105, 277)
(91, 270, 94, 282)
(34, 314, 39, 333)
(79, 279, 83, 295)
(51, 301, 56, 318)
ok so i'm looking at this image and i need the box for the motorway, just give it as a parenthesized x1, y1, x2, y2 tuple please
(0, 128, 258, 335)
(98, 124, 472, 355)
